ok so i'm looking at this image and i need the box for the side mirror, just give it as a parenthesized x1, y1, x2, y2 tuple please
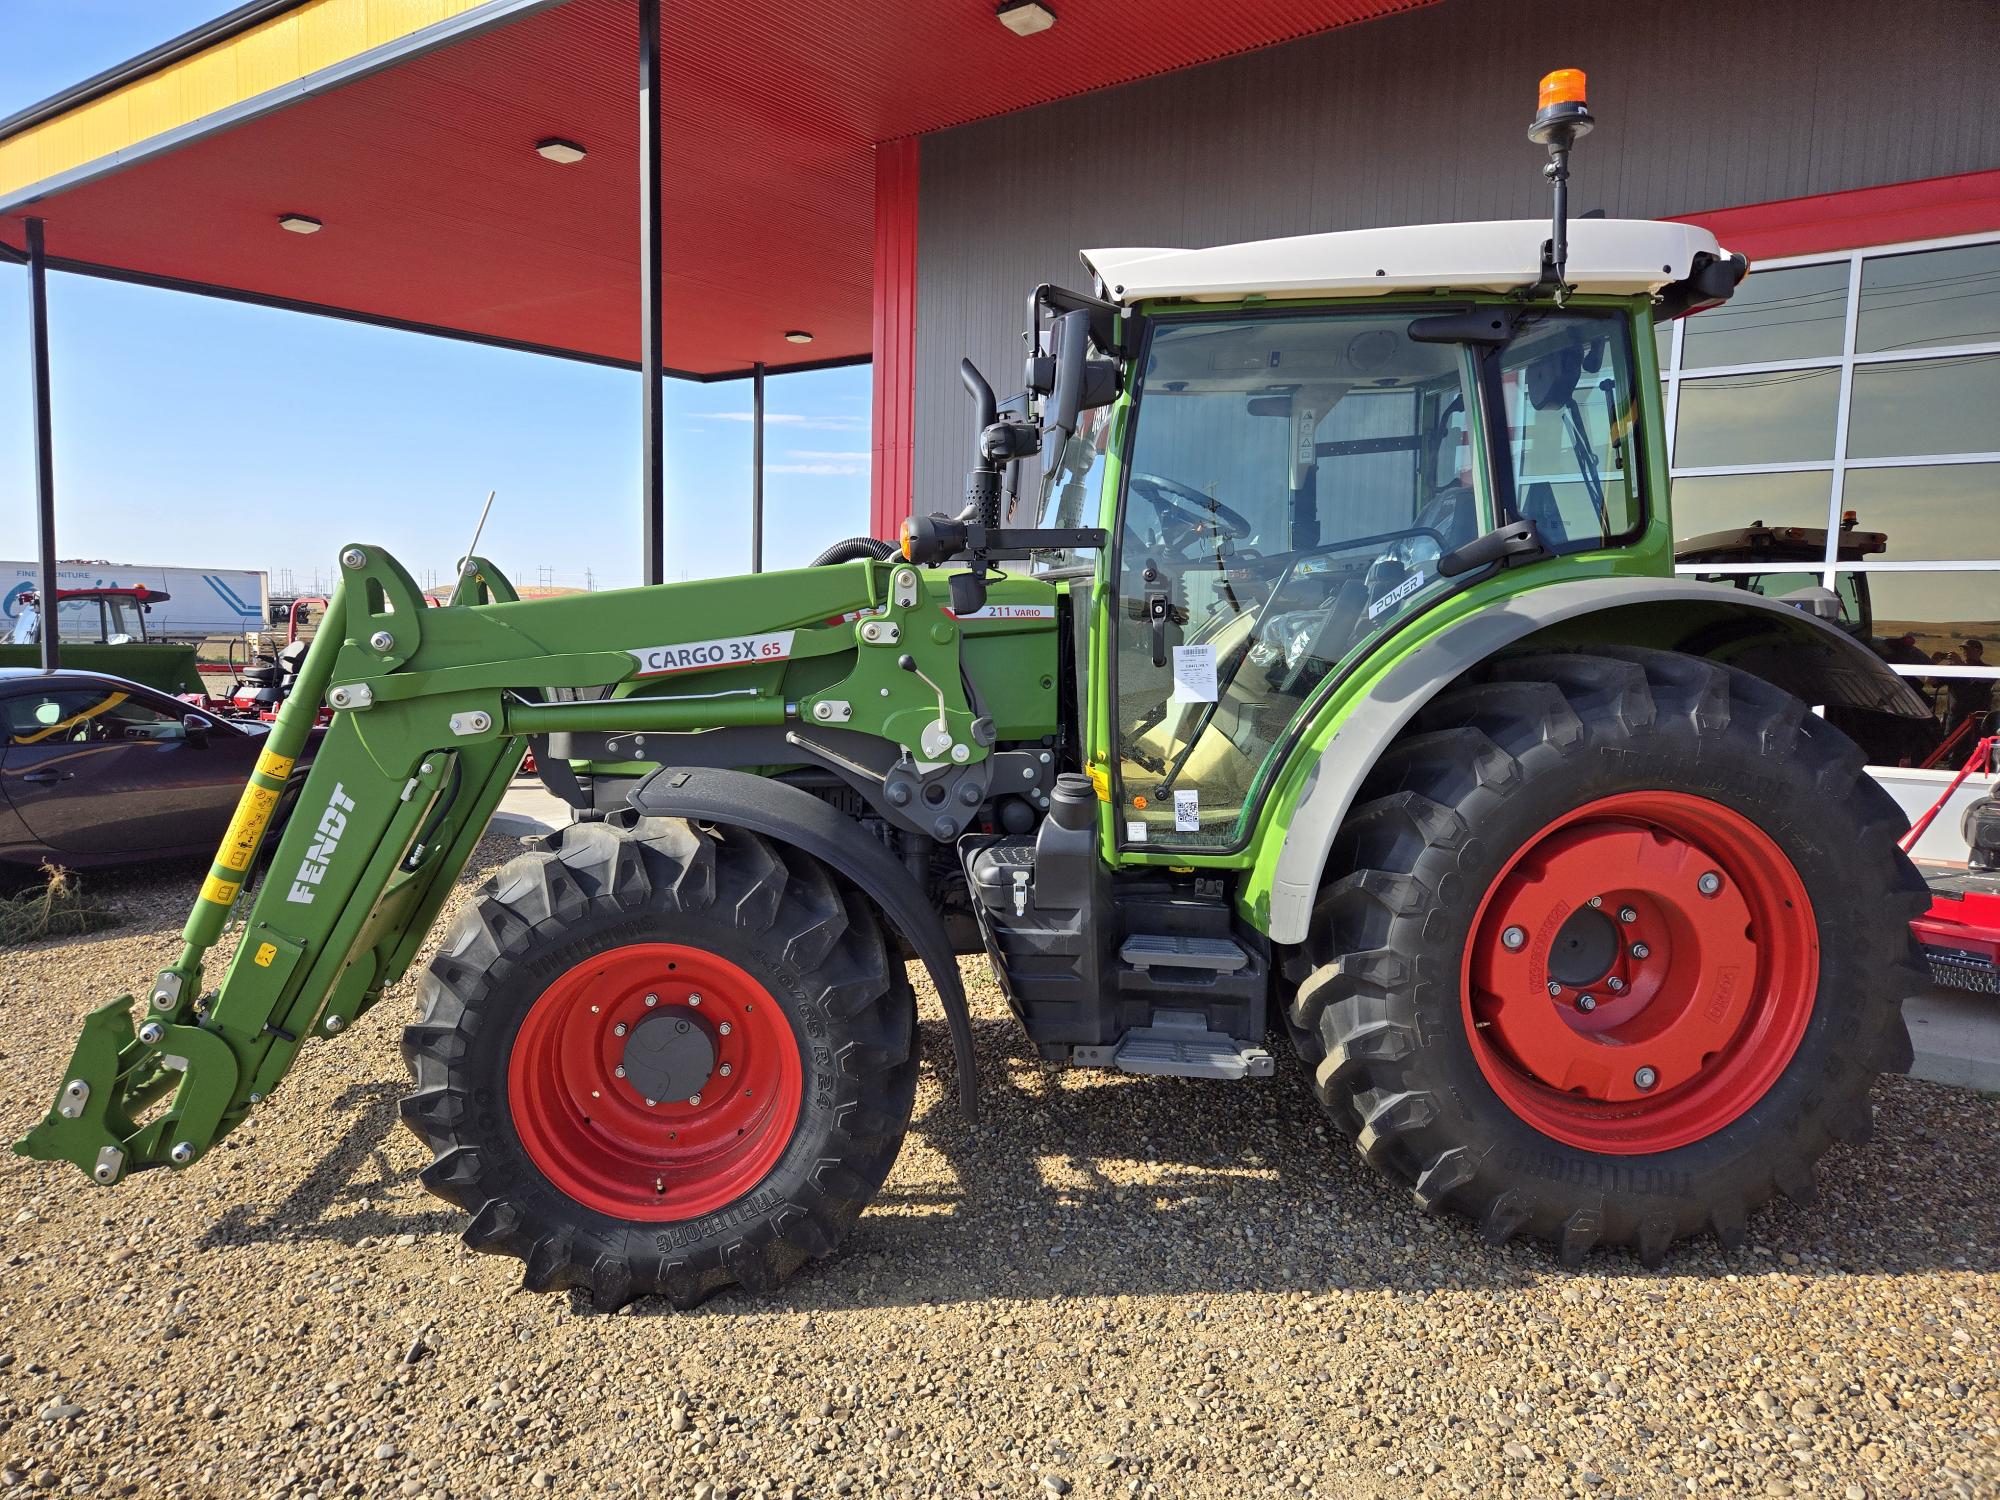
(182, 713, 212, 744)
(1039, 309, 1092, 483)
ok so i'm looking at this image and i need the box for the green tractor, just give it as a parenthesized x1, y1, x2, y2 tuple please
(20, 76, 1931, 1307)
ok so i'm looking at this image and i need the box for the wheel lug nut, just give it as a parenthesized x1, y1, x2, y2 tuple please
(614, 1065, 626, 1078)
(688, 1093, 702, 1106)
(1547, 981, 1562, 998)
(1630, 942, 1650, 960)
(689, 994, 702, 1007)
(1697, 871, 1722, 896)
(1501, 926, 1527, 951)
(1618, 907, 1637, 924)
(613, 1022, 627, 1037)
(645, 1098, 657, 1108)
(719, 1063, 733, 1077)
(718, 1021, 733, 1036)
(645, 993, 659, 1007)
(1586, 895, 1603, 908)
(1606, 976, 1626, 994)
(1576, 994, 1597, 1013)
(1634, 1066, 1658, 1090)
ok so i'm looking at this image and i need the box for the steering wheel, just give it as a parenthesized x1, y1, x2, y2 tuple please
(1128, 472, 1254, 544)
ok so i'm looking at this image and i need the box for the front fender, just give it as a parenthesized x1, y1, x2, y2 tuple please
(627, 766, 980, 1117)
(1253, 576, 1926, 946)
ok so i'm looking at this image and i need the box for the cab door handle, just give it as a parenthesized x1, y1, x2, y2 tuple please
(22, 770, 67, 785)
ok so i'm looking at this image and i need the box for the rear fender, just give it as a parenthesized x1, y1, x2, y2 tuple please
(627, 766, 980, 1117)
(1256, 576, 1926, 945)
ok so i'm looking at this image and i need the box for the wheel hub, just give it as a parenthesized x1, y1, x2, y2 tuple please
(507, 943, 803, 1220)
(621, 1010, 715, 1104)
(1462, 791, 1818, 1154)
(1546, 904, 1620, 988)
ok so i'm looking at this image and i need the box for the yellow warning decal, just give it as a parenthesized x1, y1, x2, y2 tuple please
(1086, 762, 1111, 802)
(255, 750, 296, 781)
(252, 942, 278, 968)
(215, 783, 283, 872)
(201, 874, 242, 908)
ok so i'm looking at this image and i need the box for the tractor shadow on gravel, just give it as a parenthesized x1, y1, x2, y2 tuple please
(622, 1011, 2000, 1317)
(196, 1080, 464, 1251)
(186, 1011, 1997, 1305)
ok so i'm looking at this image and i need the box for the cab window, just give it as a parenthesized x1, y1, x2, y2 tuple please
(1111, 310, 1484, 850)
(1498, 312, 1642, 548)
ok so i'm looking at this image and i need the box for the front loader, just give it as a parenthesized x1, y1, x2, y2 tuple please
(20, 74, 1934, 1307)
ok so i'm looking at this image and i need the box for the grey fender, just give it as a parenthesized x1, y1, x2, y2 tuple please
(628, 765, 979, 1117)
(1264, 575, 1927, 945)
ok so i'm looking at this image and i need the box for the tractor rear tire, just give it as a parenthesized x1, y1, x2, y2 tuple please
(400, 813, 918, 1309)
(1289, 647, 1925, 1265)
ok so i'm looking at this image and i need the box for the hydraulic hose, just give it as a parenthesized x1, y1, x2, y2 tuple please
(809, 537, 897, 566)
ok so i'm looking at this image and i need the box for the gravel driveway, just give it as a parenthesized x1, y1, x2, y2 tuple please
(0, 841, 1994, 1500)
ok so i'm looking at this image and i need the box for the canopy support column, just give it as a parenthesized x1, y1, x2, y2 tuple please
(751, 360, 766, 572)
(25, 218, 59, 672)
(637, 0, 665, 585)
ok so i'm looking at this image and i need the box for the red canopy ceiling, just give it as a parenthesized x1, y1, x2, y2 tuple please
(0, 0, 1434, 376)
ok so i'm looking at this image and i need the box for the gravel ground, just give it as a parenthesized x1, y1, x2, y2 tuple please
(0, 842, 1995, 1500)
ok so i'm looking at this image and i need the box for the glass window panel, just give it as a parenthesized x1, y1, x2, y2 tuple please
(1682, 261, 1849, 368)
(1855, 241, 2000, 356)
(1654, 319, 1675, 371)
(1858, 570, 2000, 669)
(1674, 368, 1841, 468)
(1840, 464, 2000, 562)
(1847, 354, 2000, 459)
(1496, 313, 1642, 547)
(1669, 471, 1833, 547)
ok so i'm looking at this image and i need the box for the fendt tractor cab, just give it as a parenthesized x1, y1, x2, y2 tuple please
(21, 75, 1933, 1308)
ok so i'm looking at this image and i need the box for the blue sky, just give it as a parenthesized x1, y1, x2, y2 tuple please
(0, 1, 873, 593)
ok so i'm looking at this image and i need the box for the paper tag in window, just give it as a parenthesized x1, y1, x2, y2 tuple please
(1170, 643, 1218, 703)
(1173, 789, 1201, 832)
(1125, 820, 1149, 843)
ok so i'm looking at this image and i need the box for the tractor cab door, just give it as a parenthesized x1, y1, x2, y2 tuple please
(1107, 305, 1644, 855)
(1108, 309, 1484, 852)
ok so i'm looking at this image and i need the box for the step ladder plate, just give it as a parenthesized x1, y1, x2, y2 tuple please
(1119, 933, 1248, 972)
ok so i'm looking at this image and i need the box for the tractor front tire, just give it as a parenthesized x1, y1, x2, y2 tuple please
(1290, 647, 1925, 1265)
(400, 814, 917, 1310)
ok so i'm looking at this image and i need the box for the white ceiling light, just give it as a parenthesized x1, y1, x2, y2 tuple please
(784, 330, 814, 344)
(535, 137, 587, 164)
(277, 214, 322, 234)
(996, 1, 1056, 36)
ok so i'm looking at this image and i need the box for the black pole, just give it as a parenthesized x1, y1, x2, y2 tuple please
(750, 360, 766, 572)
(637, 0, 664, 585)
(25, 218, 59, 672)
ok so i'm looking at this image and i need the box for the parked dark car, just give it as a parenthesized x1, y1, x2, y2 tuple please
(0, 667, 321, 872)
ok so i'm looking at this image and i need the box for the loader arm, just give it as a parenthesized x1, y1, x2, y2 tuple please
(17, 543, 989, 1186)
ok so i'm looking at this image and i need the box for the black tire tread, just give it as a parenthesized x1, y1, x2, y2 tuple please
(1291, 646, 1926, 1263)
(399, 814, 917, 1310)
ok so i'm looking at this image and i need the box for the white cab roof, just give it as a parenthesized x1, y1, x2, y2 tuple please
(1083, 219, 1724, 305)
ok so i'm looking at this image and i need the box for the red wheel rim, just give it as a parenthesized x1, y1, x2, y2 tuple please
(1462, 791, 1817, 1154)
(508, 943, 803, 1220)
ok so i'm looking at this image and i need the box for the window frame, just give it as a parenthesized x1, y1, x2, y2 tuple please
(1662, 229, 2000, 692)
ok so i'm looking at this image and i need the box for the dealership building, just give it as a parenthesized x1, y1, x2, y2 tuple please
(2, 0, 1996, 788)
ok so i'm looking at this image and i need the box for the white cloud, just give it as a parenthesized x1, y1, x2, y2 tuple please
(784, 449, 871, 460)
(768, 461, 868, 476)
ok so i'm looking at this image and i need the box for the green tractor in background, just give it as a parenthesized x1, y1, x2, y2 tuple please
(20, 75, 1932, 1308)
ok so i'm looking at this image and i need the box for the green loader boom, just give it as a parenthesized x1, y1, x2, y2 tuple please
(17, 541, 1030, 1186)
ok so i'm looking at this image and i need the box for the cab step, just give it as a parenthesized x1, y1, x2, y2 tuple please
(1072, 1009, 1274, 1081)
(1118, 933, 1248, 972)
